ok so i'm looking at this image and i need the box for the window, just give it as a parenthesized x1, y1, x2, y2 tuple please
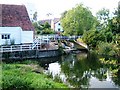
(58, 23, 60, 25)
(2, 34, 10, 39)
(58, 28, 60, 31)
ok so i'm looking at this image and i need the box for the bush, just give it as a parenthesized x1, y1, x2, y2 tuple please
(97, 42, 118, 58)
(10, 39, 15, 45)
(42, 28, 54, 34)
(82, 30, 106, 48)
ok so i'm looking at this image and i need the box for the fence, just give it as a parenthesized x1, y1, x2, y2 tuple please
(37, 35, 81, 41)
(0, 35, 81, 52)
(0, 44, 41, 52)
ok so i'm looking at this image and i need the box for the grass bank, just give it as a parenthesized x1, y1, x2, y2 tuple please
(1, 61, 68, 89)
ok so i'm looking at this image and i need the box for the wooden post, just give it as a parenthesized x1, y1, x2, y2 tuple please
(29, 45, 31, 50)
(20, 45, 22, 51)
(37, 40, 38, 50)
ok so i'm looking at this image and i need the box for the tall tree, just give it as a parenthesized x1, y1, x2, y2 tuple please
(110, 1, 120, 34)
(33, 12, 37, 22)
(60, 4, 97, 36)
(96, 8, 110, 28)
(44, 22, 51, 29)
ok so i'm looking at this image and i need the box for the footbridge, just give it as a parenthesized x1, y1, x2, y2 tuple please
(0, 35, 88, 52)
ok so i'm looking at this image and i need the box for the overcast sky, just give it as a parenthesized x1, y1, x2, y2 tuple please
(0, 0, 119, 20)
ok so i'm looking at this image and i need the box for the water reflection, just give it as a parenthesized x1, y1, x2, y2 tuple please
(44, 52, 120, 89)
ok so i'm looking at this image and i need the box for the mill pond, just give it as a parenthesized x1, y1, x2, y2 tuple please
(41, 52, 120, 89)
(3, 51, 119, 89)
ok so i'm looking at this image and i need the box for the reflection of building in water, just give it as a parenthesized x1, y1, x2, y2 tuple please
(45, 62, 67, 83)
(39, 56, 61, 70)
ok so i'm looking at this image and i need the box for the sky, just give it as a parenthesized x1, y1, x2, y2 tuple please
(0, 0, 119, 20)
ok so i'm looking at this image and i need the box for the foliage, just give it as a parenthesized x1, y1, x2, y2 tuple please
(32, 21, 54, 35)
(82, 30, 106, 48)
(77, 38, 86, 45)
(61, 11, 67, 19)
(108, 16, 120, 34)
(96, 8, 110, 27)
(41, 28, 54, 34)
(44, 22, 51, 29)
(2, 63, 68, 89)
(110, 3, 120, 34)
(10, 39, 15, 45)
(60, 4, 97, 35)
(33, 12, 37, 22)
(82, 6, 120, 58)
(97, 42, 119, 57)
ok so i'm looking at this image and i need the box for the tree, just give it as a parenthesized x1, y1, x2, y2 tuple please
(44, 22, 51, 29)
(96, 8, 110, 27)
(32, 21, 54, 35)
(60, 4, 97, 36)
(109, 2, 120, 34)
(61, 11, 67, 19)
(33, 12, 37, 22)
(32, 22, 42, 34)
(82, 30, 106, 48)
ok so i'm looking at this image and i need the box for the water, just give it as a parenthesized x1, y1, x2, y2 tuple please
(41, 52, 120, 89)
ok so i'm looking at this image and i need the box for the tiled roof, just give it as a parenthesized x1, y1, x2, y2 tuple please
(53, 18, 60, 24)
(39, 18, 60, 25)
(39, 19, 52, 25)
(0, 4, 34, 31)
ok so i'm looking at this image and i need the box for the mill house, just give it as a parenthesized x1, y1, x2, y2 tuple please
(0, 4, 34, 45)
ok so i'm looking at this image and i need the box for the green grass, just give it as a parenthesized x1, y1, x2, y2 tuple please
(1, 62, 68, 89)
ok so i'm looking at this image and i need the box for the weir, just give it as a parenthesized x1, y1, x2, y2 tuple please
(2, 49, 61, 61)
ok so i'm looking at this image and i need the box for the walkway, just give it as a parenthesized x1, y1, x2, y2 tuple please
(0, 35, 86, 53)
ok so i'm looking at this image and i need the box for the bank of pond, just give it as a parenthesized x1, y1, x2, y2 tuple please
(1, 51, 120, 89)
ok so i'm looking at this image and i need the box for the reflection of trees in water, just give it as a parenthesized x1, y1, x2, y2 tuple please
(112, 69, 120, 86)
(110, 58, 120, 87)
(60, 52, 109, 88)
(33, 51, 120, 88)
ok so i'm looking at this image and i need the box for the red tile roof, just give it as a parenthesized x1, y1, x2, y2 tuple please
(0, 4, 34, 31)
(39, 19, 52, 25)
(53, 18, 60, 24)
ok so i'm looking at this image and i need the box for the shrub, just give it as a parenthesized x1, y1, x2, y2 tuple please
(42, 28, 54, 34)
(97, 42, 118, 58)
(82, 30, 106, 48)
(10, 39, 15, 45)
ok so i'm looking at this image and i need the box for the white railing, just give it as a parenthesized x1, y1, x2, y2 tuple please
(37, 35, 81, 41)
(0, 44, 41, 52)
(0, 35, 81, 52)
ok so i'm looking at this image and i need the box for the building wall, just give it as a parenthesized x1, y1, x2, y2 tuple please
(0, 27, 33, 45)
(0, 27, 22, 45)
(51, 20, 55, 30)
(21, 31, 33, 44)
(54, 21, 63, 32)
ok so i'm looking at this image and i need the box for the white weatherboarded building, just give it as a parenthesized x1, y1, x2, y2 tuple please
(51, 18, 63, 32)
(0, 4, 34, 45)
